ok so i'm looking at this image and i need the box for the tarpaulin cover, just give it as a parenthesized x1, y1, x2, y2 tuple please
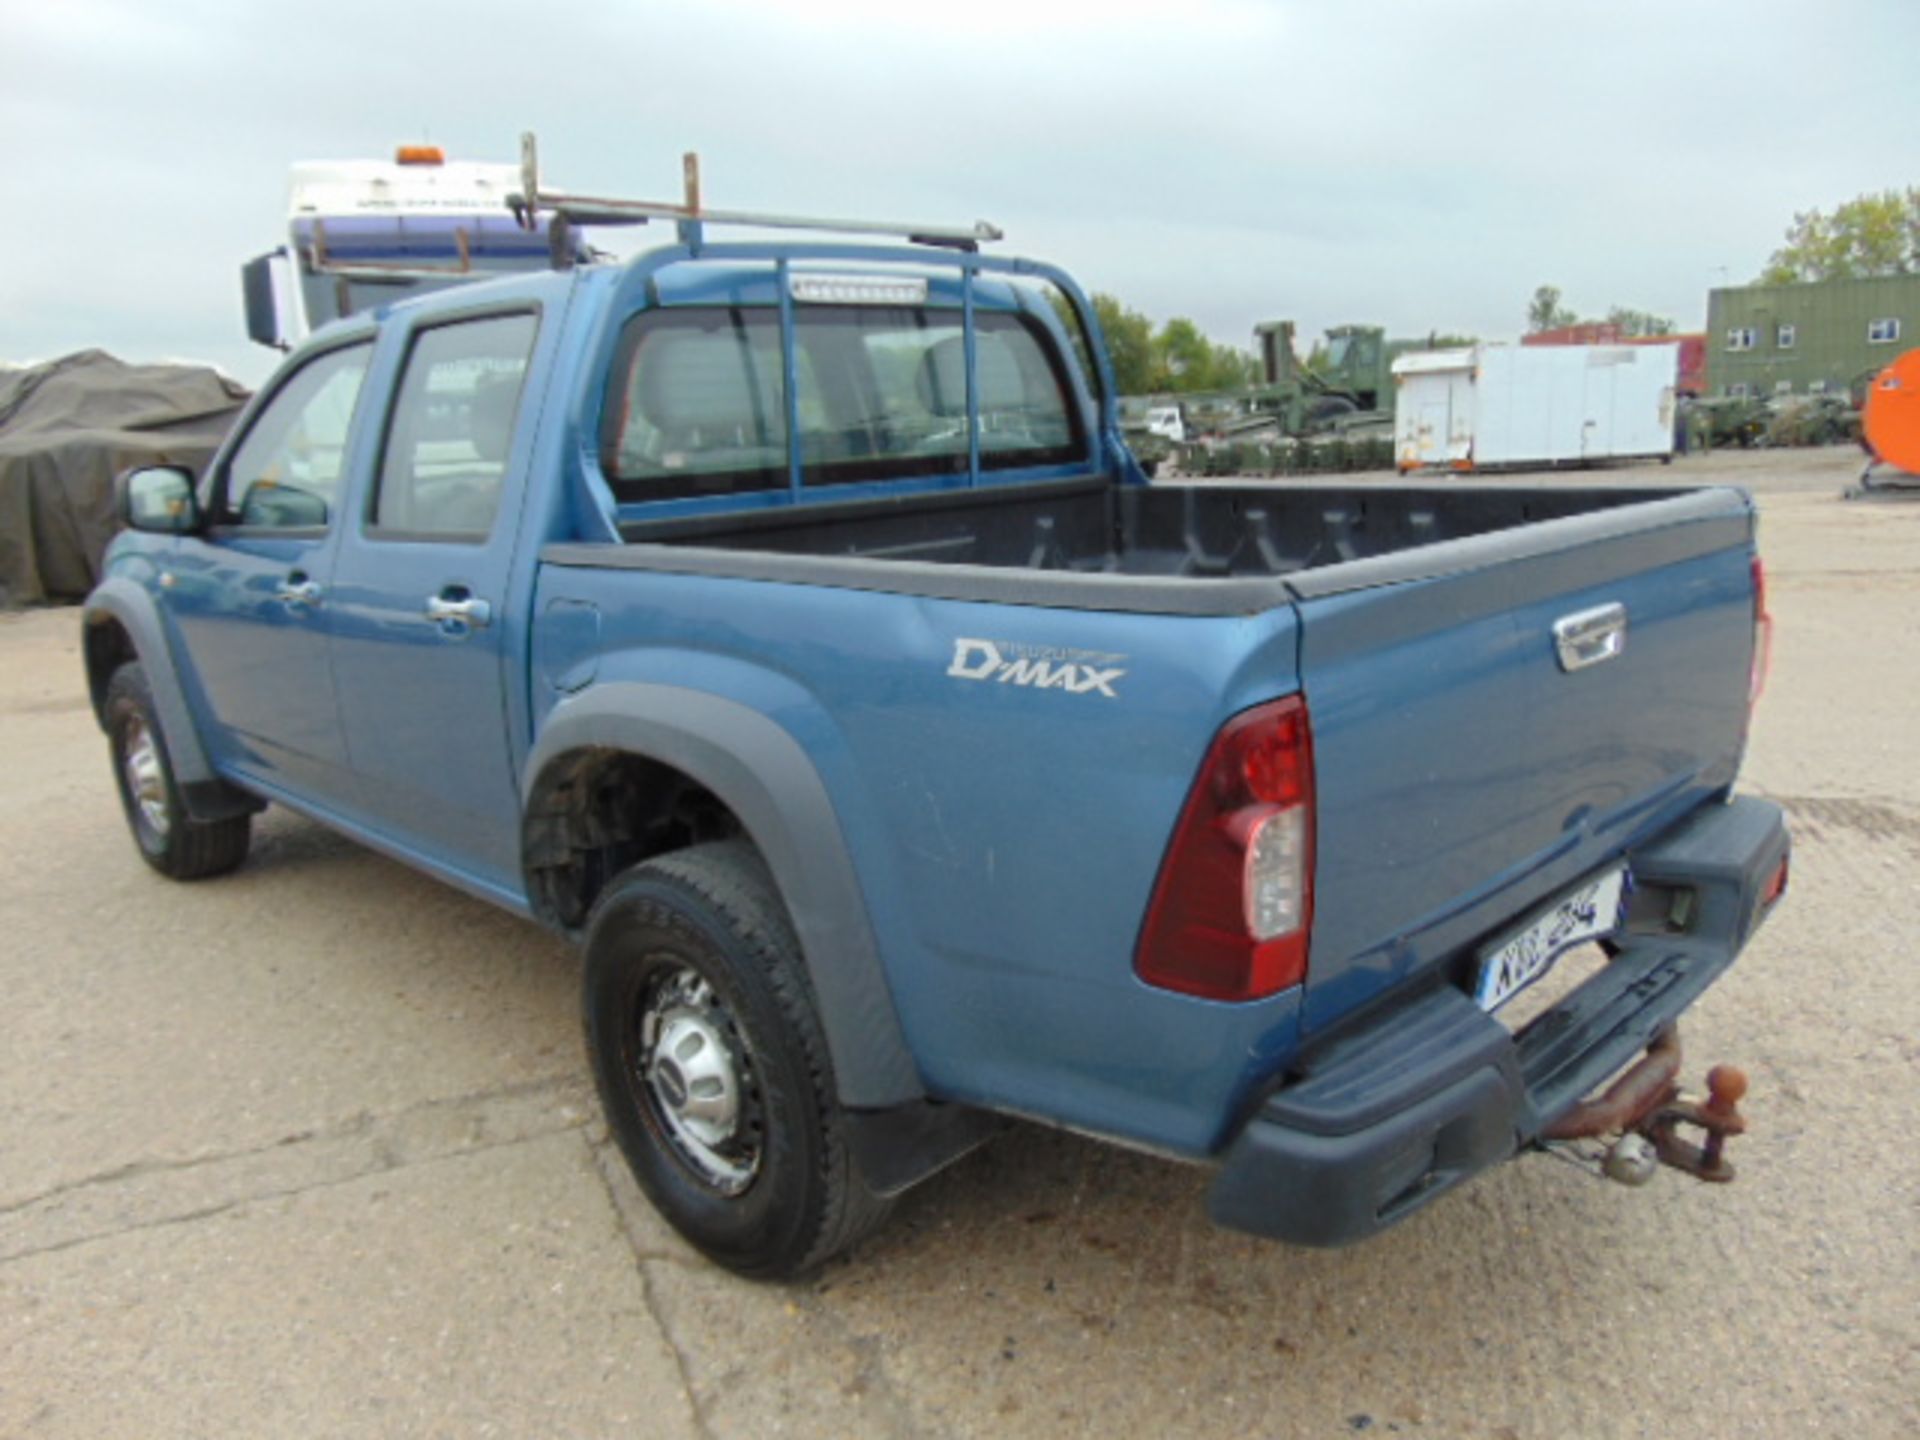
(0, 350, 249, 606)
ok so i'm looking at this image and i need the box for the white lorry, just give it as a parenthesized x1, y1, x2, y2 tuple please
(241, 144, 587, 351)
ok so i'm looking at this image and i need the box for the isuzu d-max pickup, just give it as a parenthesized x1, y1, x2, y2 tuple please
(84, 170, 1787, 1278)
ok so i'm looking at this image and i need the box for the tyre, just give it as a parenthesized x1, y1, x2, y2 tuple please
(104, 662, 251, 880)
(582, 840, 891, 1279)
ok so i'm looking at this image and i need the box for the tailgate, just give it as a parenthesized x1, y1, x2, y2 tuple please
(1291, 488, 1757, 1033)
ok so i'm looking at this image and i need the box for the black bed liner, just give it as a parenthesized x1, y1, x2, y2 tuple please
(539, 476, 1745, 617)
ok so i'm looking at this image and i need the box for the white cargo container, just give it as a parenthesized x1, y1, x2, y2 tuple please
(1392, 343, 1678, 473)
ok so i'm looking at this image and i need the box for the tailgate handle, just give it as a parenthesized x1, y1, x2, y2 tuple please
(1553, 603, 1627, 671)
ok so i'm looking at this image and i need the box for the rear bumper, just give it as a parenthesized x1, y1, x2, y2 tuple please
(1208, 795, 1789, 1247)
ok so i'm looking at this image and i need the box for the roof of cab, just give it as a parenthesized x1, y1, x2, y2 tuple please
(300, 239, 1045, 356)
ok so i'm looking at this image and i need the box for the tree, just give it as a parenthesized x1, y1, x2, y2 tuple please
(1088, 293, 1156, 394)
(1604, 307, 1676, 338)
(1143, 317, 1257, 394)
(1527, 284, 1577, 333)
(1152, 317, 1210, 389)
(1186, 333, 1258, 392)
(1759, 189, 1920, 284)
(1062, 292, 1267, 395)
(1525, 287, 1673, 338)
(1186, 330, 1257, 392)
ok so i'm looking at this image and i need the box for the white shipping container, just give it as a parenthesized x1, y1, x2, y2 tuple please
(1392, 343, 1678, 473)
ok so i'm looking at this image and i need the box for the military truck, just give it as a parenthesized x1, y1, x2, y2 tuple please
(1251, 321, 1394, 436)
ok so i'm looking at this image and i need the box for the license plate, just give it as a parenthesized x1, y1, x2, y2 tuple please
(1473, 867, 1628, 1013)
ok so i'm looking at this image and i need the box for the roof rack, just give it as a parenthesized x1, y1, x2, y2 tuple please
(505, 132, 1003, 253)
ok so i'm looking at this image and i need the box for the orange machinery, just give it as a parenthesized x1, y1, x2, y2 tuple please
(1862, 349, 1920, 477)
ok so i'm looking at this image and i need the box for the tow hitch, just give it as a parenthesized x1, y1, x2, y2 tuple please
(1541, 1027, 1749, 1185)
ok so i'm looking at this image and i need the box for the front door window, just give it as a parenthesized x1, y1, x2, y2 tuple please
(221, 343, 373, 530)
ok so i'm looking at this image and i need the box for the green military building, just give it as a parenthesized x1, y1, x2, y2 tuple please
(1706, 273, 1919, 398)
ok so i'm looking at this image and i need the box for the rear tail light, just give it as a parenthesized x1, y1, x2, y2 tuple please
(1135, 696, 1315, 1002)
(1749, 555, 1773, 707)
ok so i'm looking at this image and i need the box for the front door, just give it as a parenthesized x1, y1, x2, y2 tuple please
(164, 339, 375, 799)
(325, 310, 542, 891)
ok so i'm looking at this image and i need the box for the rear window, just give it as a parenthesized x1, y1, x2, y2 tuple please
(602, 304, 1084, 499)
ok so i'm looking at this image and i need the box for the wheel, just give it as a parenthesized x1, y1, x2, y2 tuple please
(582, 840, 890, 1278)
(104, 663, 251, 880)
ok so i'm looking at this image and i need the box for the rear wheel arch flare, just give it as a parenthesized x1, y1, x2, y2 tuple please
(519, 685, 924, 1110)
(520, 745, 744, 932)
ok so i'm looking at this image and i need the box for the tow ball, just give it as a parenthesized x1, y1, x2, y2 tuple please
(1541, 1027, 1749, 1185)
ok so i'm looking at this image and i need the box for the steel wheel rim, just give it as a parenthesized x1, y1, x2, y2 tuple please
(122, 716, 170, 837)
(635, 962, 762, 1195)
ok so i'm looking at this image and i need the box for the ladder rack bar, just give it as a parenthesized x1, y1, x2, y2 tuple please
(509, 133, 1002, 250)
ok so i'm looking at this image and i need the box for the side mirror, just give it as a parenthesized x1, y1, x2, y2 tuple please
(117, 466, 202, 534)
(242, 250, 292, 352)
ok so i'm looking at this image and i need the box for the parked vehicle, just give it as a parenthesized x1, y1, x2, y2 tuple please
(241, 143, 595, 351)
(1250, 320, 1396, 435)
(1764, 392, 1861, 449)
(87, 141, 1787, 1279)
(1682, 393, 1770, 451)
(1394, 343, 1679, 473)
(1145, 404, 1189, 443)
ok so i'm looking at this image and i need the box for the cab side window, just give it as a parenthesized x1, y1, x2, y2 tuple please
(223, 342, 373, 529)
(373, 313, 539, 540)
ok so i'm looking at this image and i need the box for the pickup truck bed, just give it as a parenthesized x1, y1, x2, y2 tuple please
(551, 476, 1783, 1247)
(536, 472, 1762, 1139)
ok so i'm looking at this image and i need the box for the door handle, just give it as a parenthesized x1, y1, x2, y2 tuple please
(425, 591, 492, 631)
(277, 576, 323, 608)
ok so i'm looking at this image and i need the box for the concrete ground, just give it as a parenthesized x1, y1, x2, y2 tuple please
(2, 446, 1915, 1438)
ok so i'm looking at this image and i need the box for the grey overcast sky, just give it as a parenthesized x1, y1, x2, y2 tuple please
(3, 0, 1915, 386)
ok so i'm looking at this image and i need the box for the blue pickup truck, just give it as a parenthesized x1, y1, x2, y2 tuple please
(84, 183, 1788, 1277)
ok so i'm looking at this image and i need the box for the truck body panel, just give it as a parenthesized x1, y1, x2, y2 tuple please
(1395, 343, 1679, 471)
(530, 553, 1309, 1151)
(95, 228, 1784, 1249)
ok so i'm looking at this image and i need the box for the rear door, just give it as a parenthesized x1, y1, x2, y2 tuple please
(324, 308, 544, 890)
(1418, 400, 1449, 467)
(1582, 350, 1623, 459)
(1444, 371, 1473, 465)
(1291, 491, 1757, 1031)
(1547, 351, 1586, 463)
